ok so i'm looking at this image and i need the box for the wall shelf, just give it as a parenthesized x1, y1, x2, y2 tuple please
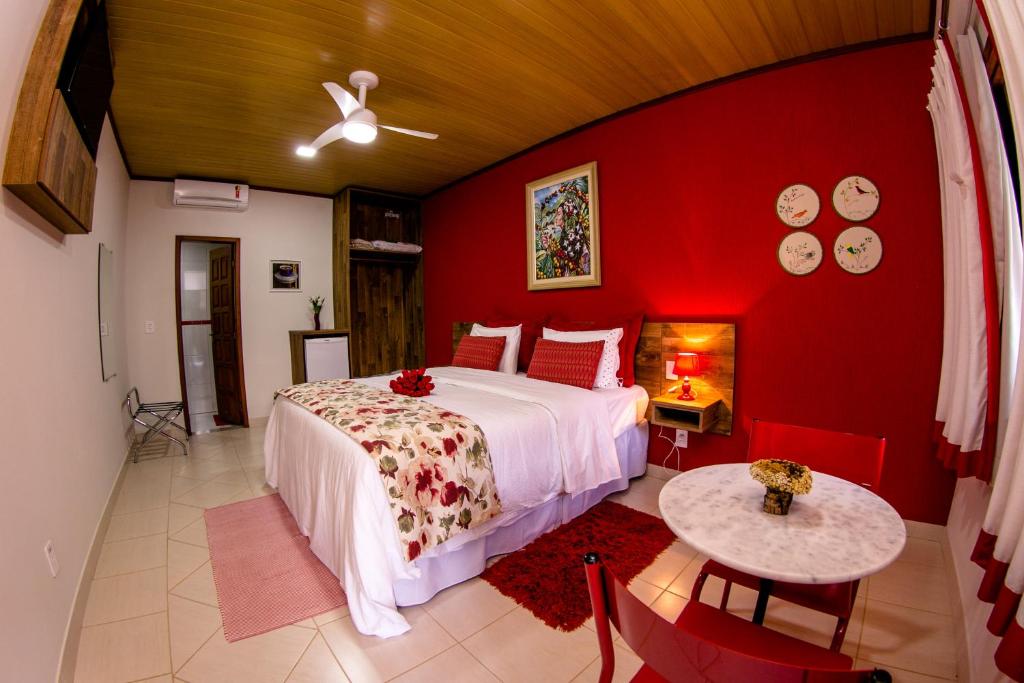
(650, 393, 723, 433)
(349, 247, 421, 264)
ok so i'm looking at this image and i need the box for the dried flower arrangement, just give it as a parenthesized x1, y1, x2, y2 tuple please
(749, 459, 813, 515)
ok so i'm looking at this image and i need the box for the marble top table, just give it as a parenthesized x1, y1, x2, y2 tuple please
(659, 463, 905, 621)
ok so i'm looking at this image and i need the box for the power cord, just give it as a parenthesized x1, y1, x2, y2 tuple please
(658, 425, 682, 470)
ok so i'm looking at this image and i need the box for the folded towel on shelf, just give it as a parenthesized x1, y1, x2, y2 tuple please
(350, 238, 374, 249)
(370, 240, 423, 253)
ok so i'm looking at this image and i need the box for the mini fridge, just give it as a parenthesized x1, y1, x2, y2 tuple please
(304, 336, 351, 381)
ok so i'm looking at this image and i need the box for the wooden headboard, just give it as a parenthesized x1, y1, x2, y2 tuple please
(452, 321, 736, 435)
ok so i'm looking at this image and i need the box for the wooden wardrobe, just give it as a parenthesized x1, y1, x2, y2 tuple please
(333, 187, 425, 377)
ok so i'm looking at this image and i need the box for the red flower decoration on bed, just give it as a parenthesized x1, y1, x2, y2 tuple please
(389, 367, 435, 397)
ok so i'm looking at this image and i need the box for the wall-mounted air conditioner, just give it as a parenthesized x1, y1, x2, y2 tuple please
(172, 179, 250, 210)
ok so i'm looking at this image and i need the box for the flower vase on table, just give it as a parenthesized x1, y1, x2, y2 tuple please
(749, 459, 812, 515)
(309, 295, 325, 331)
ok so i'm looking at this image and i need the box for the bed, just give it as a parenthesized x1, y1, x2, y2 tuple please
(265, 365, 650, 637)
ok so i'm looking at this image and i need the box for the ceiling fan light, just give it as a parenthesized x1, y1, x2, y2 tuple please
(295, 145, 317, 158)
(343, 120, 377, 144)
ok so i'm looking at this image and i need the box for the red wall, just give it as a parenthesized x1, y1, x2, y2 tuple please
(422, 39, 954, 524)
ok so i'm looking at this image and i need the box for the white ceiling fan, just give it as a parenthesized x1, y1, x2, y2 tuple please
(296, 70, 438, 157)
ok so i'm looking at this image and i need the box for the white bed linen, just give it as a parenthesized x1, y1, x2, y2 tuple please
(265, 368, 647, 637)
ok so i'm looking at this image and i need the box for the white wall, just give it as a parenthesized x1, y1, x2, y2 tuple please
(947, 478, 1010, 683)
(0, 3, 132, 679)
(124, 181, 334, 419)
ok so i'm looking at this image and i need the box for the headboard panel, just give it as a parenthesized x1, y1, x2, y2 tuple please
(452, 320, 735, 435)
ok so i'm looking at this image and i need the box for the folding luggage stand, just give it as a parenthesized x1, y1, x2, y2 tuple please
(125, 387, 189, 463)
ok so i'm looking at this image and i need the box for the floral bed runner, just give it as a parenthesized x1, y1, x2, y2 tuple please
(277, 380, 502, 561)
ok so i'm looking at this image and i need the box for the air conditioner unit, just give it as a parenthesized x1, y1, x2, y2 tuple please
(172, 179, 249, 210)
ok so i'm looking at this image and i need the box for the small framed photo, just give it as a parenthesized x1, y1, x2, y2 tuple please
(270, 260, 301, 291)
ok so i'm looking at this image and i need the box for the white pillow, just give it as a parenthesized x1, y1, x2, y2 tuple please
(542, 327, 623, 388)
(470, 323, 521, 374)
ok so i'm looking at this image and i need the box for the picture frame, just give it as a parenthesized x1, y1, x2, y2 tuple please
(834, 226, 883, 274)
(777, 231, 823, 276)
(832, 175, 880, 221)
(776, 183, 820, 228)
(526, 161, 601, 290)
(270, 260, 302, 292)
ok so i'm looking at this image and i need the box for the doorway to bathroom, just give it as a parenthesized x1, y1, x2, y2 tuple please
(174, 236, 249, 434)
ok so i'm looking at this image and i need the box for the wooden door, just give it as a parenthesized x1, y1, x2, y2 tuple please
(209, 246, 243, 424)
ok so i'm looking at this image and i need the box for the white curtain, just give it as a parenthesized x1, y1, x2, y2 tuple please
(961, 1, 1024, 679)
(929, 41, 989, 455)
(956, 31, 1024, 457)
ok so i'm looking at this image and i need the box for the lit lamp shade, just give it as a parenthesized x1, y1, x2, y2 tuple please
(673, 352, 702, 401)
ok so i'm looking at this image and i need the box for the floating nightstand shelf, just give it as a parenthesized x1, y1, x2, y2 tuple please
(651, 393, 723, 433)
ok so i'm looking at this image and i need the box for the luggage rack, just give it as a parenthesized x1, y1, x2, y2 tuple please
(125, 387, 189, 463)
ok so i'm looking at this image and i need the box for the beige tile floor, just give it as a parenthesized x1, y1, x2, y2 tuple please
(73, 426, 961, 682)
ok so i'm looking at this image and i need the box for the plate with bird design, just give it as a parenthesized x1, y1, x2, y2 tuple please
(832, 175, 880, 221)
(776, 183, 820, 228)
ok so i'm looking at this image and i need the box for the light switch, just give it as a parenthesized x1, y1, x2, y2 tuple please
(144, 321, 155, 334)
(665, 361, 679, 380)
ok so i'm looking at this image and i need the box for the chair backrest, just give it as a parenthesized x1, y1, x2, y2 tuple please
(747, 419, 886, 490)
(584, 553, 884, 683)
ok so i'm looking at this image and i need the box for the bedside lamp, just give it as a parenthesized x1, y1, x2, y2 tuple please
(672, 352, 702, 401)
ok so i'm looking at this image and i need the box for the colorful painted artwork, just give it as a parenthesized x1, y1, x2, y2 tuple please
(526, 162, 600, 290)
(832, 175, 880, 221)
(834, 226, 882, 274)
(776, 183, 820, 228)
(778, 231, 823, 276)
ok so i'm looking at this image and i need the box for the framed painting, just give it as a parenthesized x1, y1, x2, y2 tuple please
(270, 260, 301, 291)
(526, 162, 601, 290)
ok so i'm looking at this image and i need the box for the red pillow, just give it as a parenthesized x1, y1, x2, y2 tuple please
(452, 335, 507, 371)
(486, 316, 548, 371)
(527, 339, 604, 389)
(546, 313, 644, 387)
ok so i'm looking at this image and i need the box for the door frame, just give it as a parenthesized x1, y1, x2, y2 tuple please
(174, 235, 250, 434)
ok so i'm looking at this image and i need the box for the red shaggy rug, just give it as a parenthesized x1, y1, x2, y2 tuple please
(205, 494, 346, 641)
(481, 500, 676, 631)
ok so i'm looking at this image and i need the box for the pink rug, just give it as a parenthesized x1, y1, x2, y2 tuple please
(204, 494, 346, 641)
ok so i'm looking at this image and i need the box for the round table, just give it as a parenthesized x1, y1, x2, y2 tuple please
(658, 463, 906, 623)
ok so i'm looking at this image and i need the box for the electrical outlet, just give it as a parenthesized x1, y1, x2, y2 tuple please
(44, 540, 59, 578)
(674, 429, 688, 448)
(144, 320, 155, 334)
(99, 322, 108, 337)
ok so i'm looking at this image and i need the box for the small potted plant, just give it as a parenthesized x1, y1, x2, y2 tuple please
(309, 295, 325, 330)
(749, 459, 813, 515)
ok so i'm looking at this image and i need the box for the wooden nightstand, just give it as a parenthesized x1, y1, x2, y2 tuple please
(650, 392, 723, 433)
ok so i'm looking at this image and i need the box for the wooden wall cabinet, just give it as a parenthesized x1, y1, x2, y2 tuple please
(333, 187, 424, 377)
(4, 0, 98, 235)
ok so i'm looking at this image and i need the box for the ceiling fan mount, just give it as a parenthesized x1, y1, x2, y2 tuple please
(295, 69, 436, 157)
(348, 70, 379, 91)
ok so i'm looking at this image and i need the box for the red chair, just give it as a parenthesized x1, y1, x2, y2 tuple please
(584, 553, 891, 683)
(692, 419, 887, 651)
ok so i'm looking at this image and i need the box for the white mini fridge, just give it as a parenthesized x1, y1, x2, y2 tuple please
(304, 336, 351, 381)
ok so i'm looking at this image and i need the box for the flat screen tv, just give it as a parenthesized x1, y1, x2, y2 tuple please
(57, 0, 114, 159)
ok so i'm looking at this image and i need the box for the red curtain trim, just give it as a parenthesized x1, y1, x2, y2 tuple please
(933, 422, 994, 481)
(989, 584, 1023, 635)
(994, 617, 1024, 681)
(979, 557, 1010, 604)
(973, 529, 998, 567)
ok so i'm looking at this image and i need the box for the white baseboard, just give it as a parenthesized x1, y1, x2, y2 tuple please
(55, 447, 132, 683)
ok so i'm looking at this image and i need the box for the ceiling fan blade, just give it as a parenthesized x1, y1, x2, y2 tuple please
(380, 124, 438, 140)
(322, 82, 360, 119)
(309, 122, 346, 150)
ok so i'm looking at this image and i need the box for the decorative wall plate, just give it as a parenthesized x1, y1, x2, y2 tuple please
(778, 231, 823, 276)
(832, 175, 880, 221)
(834, 226, 882, 274)
(776, 184, 820, 228)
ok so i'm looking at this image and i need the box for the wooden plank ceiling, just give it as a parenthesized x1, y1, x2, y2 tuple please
(107, 0, 932, 197)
